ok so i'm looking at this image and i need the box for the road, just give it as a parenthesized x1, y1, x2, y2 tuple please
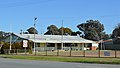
(0, 58, 120, 68)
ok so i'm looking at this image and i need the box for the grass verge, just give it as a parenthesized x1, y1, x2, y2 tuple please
(0, 55, 120, 64)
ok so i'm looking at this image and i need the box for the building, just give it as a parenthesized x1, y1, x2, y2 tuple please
(2, 33, 98, 51)
(104, 37, 120, 50)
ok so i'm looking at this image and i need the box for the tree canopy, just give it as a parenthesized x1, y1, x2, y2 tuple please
(44, 25, 78, 35)
(112, 23, 120, 38)
(58, 27, 72, 35)
(77, 19, 109, 41)
(44, 25, 59, 35)
(0, 31, 9, 41)
(27, 27, 38, 34)
(0, 31, 5, 39)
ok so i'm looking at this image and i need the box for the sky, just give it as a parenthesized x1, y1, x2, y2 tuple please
(0, 0, 120, 34)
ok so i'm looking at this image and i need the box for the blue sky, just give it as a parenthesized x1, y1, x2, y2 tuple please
(0, 0, 120, 34)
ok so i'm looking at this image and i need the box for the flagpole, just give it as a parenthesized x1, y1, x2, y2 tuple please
(61, 20, 63, 50)
(33, 17, 37, 55)
(9, 24, 12, 54)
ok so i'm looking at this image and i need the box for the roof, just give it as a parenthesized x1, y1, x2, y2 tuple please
(1, 33, 26, 42)
(14, 33, 96, 43)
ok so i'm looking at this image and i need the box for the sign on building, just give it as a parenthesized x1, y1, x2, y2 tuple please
(23, 40, 28, 47)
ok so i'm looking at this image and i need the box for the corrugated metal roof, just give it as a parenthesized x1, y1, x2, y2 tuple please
(15, 33, 95, 43)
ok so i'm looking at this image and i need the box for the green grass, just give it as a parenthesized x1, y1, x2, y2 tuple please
(0, 55, 120, 64)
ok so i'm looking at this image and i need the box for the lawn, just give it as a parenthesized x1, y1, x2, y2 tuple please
(0, 55, 120, 64)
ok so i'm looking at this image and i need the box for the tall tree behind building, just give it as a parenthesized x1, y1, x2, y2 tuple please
(44, 25, 79, 35)
(44, 25, 59, 35)
(112, 23, 120, 38)
(77, 19, 109, 41)
(27, 27, 38, 34)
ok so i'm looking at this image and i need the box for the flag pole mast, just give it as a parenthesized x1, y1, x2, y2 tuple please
(61, 20, 63, 50)
(34, 17, 37, 55)
(9, 24, 12, 54)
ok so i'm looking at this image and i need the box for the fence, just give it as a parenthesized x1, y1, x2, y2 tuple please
(3, 49, 120, 58)
(3, 49, 29, 55)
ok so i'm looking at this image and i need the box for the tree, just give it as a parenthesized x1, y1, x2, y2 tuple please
(111, 23, 120, 38)
(59, 27, 73, 35)
(27, 27, 38, 34)
(44, 25, 74, 35)
(13, 42, 23, 49)
(71, 31, 82, 36)
(77, 19, 106, 41)
(111, 24, 120, 44)
(23, 32, 29, 34)
(0, 31, 6, 39)
(2, 42, 10, 49)
(0, 31, 10, 41)
(102, 32, 110, 40)
(44, 25, 59, 35)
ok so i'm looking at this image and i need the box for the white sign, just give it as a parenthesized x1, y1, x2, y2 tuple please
(23, 40, 28, 47)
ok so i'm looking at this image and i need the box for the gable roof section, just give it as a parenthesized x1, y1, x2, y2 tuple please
(1, 33, 26, 42)
(14, 33, 95, 43)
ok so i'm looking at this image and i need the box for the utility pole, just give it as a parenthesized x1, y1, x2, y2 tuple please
(34, 17, 37, 54)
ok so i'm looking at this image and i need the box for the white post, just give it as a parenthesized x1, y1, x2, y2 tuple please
(10, 33, 12, 51)
(77, 43, 81, 51)
(61, 43, 64, 50)
(55, 43, 57, 51)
